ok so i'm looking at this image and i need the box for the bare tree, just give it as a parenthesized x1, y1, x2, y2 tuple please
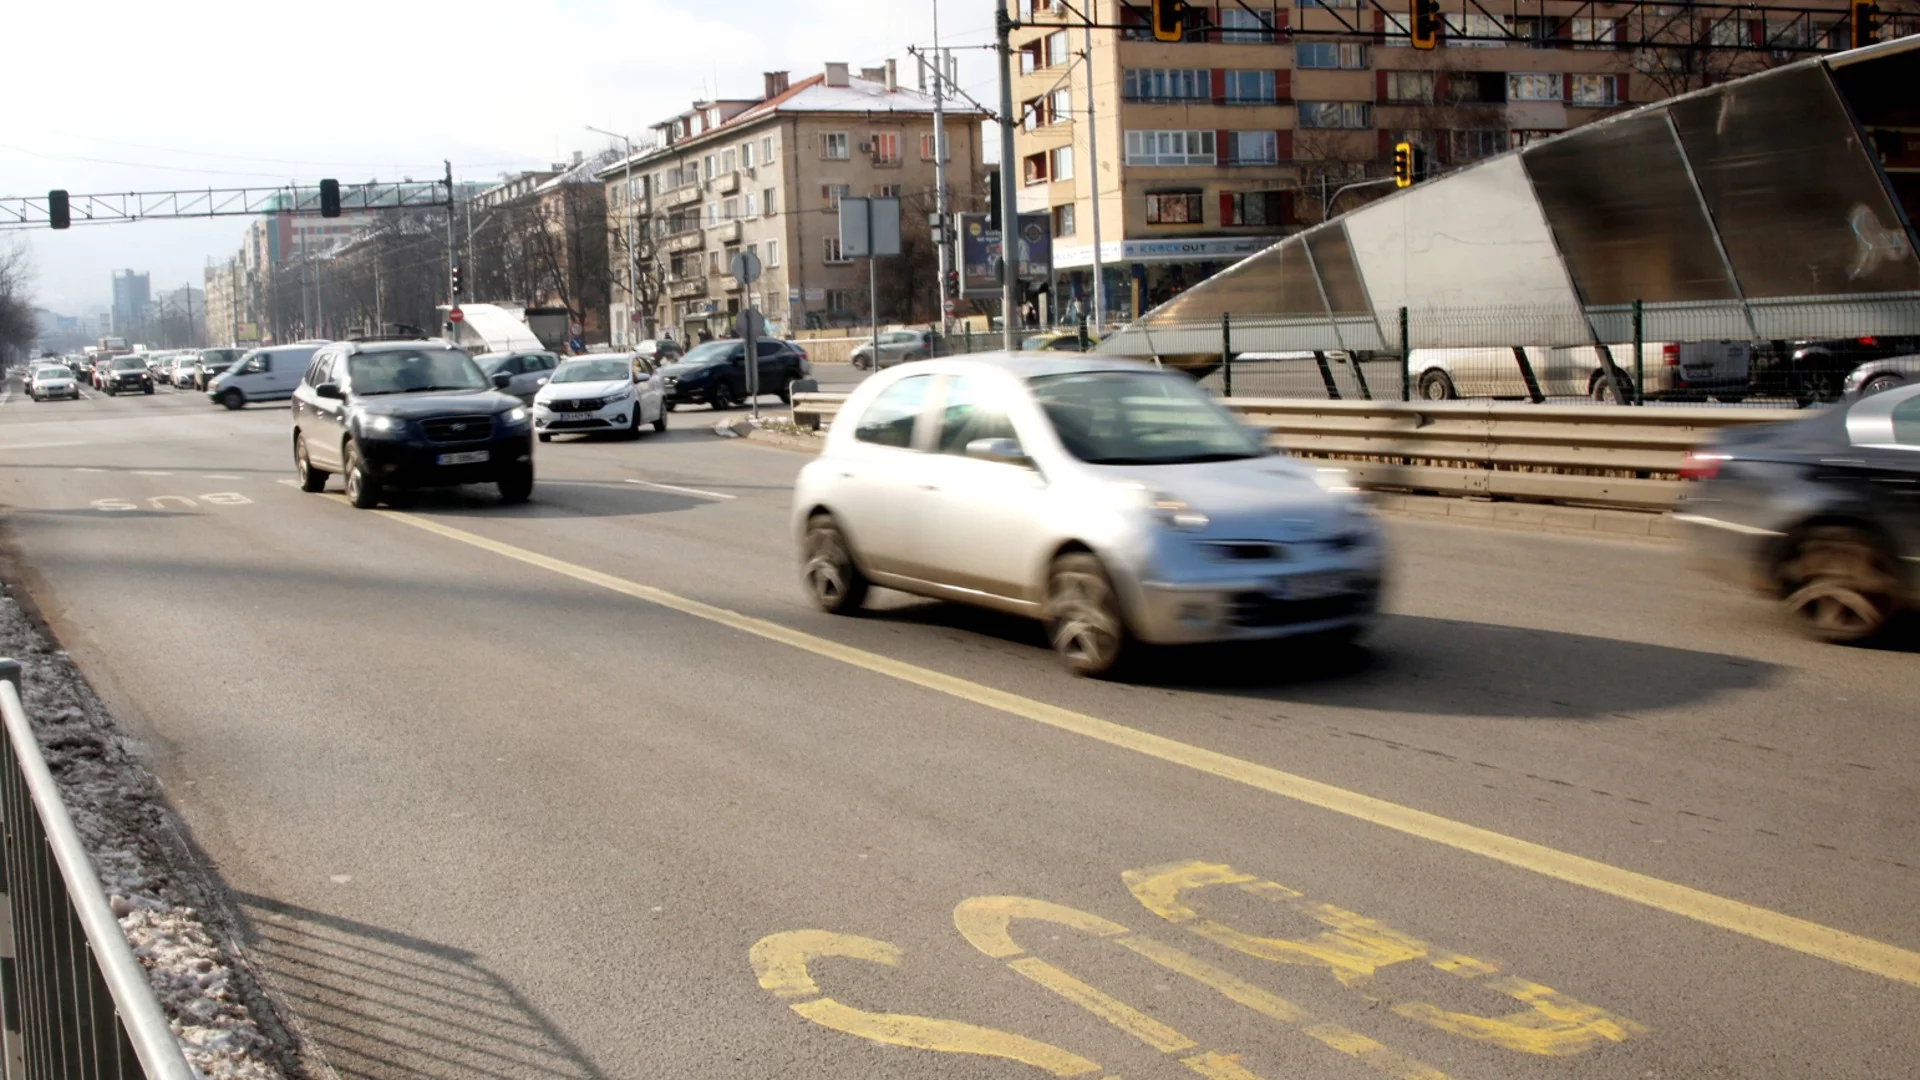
(0, 241, 36, 355)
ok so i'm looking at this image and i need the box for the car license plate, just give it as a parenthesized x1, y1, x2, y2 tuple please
(559, 411, 594, 421)
(437, 450, 490, 466)
(1269, 572, 1354, 602)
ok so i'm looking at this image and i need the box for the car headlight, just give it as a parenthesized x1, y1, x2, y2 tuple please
(362, 414, 408, 435)
(503, 406, 530, 426)
(1109, 482, 1210, 531)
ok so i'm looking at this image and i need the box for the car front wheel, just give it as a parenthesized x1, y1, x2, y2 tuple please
(1418, 370, 1456, 400)
(498, 464, 534, 504)
(219, 388, 245, 410)
(343, 441, 381, 509)
(802, 514, 869, 615)
(1045, 553, 1132, 678)
(1859, 374, 1903, 397)
(1778, 525, 1899, 644)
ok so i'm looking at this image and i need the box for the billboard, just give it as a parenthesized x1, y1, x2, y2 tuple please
(960, 213, 1052, 298)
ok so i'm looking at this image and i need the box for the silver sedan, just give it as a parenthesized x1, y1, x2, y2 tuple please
(791, 355, 1385, 676)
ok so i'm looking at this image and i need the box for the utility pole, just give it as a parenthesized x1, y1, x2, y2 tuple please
(1081, 7, 1106, 334)
(444, 160, 458, 333)
(931, 3, 954, 340)
(230, 259, 240, 346)
(996, 1, 1022, 349)
(185, 281, 195, 347)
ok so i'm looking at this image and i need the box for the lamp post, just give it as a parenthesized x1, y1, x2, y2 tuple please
(587, 124, 639, 347)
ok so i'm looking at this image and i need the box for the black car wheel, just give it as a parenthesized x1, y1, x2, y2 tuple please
(1590, 373, 1629, 404)
(537, 432, 552, 443)
(343, 440, 382, 509)
(295, 432, 329, 492)
(1795, 367, 1839, 407)
(498, 464, 534, 505)
(653, 406, 668, 433)
(802, 513, 869, 615)
(1859, 374, 1903, 397)
(710, 383, 736, 411)
(1045, 553, 1132, 678)
(775, 376, 795, 404)
(219, 388, 245, 410)
(1778, 525, 1899, 644)
(1418, 370, 1457, 401)
(626, 405, 643, 439)
(143, 385, 154, 395)
(104, 385, 116, 397)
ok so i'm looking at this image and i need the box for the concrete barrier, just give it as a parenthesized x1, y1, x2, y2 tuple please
(784, 392, 1801, 511)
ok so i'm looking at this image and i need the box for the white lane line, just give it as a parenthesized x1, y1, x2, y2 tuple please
(623, 478, 736, 500)
(204, 474, 244, 480)
(275, 479, 301, 488)
(132, 471, 174, 477)
(74, 467, 107, 473)
(0, 441, 85, 452)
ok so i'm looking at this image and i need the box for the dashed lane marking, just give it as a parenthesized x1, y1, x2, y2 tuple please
(0, 441, 86, 452)
(344, 499, 1920, 990)
(623, 478, 737, 500)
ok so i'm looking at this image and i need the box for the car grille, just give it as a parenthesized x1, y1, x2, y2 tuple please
(550, 398, 606, 412)
(1225, 592, 1364, 629)
(420, 416, 494, 443)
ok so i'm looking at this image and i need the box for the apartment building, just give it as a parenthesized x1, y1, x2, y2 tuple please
(598, 62, 987, 344)
(1010, 0, 1840, 322)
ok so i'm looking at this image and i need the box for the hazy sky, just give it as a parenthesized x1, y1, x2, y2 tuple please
(2, 0, 1004, 313)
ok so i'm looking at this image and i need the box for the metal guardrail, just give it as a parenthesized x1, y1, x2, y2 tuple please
(0, 660, 196, 1080)
(787, 393, 1801, 511)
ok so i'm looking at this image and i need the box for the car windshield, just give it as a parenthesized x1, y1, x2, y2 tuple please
(347, 349, 487, 396)
(880, 331, 919, 344)
(678, 341, 739, 366)
(112, 358, 145, 370)
(552, 360, 631, 384)
(472, 353, 512, 374)
(1029, 370, 1268, 465)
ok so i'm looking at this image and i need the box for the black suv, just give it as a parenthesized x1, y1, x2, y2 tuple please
(657, 338, 808, 410)
(101, 355, 154, 395)
(290, 340, 534, 508)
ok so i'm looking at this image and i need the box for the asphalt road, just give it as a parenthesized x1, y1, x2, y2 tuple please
(0, 375, 1915, 1080)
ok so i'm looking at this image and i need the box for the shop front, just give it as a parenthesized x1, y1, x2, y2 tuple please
(1054, 236, 1278, 326)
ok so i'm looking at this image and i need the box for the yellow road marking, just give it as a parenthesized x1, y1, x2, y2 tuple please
(367, 504, 1920, 989)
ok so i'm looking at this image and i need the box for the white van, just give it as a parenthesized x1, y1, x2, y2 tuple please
(1411, 341, 1754, 403)
(207, 343, 324, 409)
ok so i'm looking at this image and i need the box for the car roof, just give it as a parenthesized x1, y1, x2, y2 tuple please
(908, 351, 1162, 379)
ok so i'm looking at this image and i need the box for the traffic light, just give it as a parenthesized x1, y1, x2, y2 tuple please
(1393, 143, 1414, 188)
(1850, 0, 1880, 49)
(47, 190, 70, 230)
(450, 265, 463, 298)
(1411, 0, 1441, 49)
(1151, 0, 1189, 42)
(946, 269, 960, 295)
(319, 178, 342, 219)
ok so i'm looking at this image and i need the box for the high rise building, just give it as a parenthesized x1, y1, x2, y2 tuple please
(110, 270, 150, 337)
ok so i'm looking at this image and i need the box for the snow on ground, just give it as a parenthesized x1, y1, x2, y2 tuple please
(0, 587, 287, 1080)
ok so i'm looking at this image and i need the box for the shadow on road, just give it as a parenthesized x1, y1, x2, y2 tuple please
(372, 482, 705, 520)
(234, 892, 608, 1080)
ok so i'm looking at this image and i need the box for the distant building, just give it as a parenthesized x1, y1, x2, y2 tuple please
(110, 270, 150, 337)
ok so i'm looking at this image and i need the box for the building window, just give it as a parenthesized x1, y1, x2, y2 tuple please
(1570, 73, 1617, 106)
(824, 238, 850, 264)
(1220, 6, 1278, 40)
(921, 132, 948, 160)
(1051, 145, 1074, 180)
(1507, 73, 1562, 101)
(1022, 96, 1046, 131)
(742, 142, 755, 169)
(1299, 0, 1359, 8)
(1296, 102, 1371, 128)
(823, 133, 850, 159)
(1046, 29, 1070, 67)
(1123, 68, 1210, 102)
(744, 192, 758, 216)
(1223, 70, 1277, 104)
(705, 154, 717, 180)
(722, 148, 737, 173)
(1709, 16, 1754, 46)
(1024, 151, 1050, 186)
(1050, 88, 1072, 123)
(1145, 191, 1204, 224)
(1296, 42, 1368, 69)
(709, 250, 721, 274)
(1226, 130, 1279, 165)
(1510, 129, 1559, 148)
(1124, 129, 1217, 165)
(825, 289, 856, 312)
(766, 240, 780, 267)
(1225, 191, 1284, 226)
(872, 132, 902, 164)
(1445, 13, 1506, 46)
(1386, 71, 1436, 104)
(723, 197, 739, 220)
(1448, 71, 1508, 104)
(1053, 203, 1076, 237)
(1449, 129, 1510, 163)
(763, 135, 775, 163)
(707, 202, 719, 225)
(764, 187, 778, 215)
(875, 184, 903, 197)
(822, 184, 851, 208)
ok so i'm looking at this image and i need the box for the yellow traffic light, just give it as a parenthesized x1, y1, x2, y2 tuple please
(1850, 0, 1881, 49)
(1393, 142, 1414, 188)
(1151, 0, 1189, 42)
(1411, 0, 1441, 49)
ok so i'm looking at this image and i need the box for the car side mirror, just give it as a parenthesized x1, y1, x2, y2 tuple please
(315, 382, 343, 400)
(965, 438, 1031, 467)
(536, 377, 549, 387)
(492, 372, 513, 390)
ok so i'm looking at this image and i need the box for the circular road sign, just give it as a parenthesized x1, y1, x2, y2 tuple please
(448, 306, 465, 324)
(729, 250, 763, 285)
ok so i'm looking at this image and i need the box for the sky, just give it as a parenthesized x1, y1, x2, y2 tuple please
(1, 0, 1006, 314)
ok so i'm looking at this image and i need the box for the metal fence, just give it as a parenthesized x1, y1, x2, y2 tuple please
(0, 661, 194, 1080)
(1132, 299, 1920, 408)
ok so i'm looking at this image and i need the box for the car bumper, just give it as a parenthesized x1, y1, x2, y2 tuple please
(38, 386, 78, 399)
(110, 378, 151, 392)
(662, 383, 714, 405)
(534, 398, 637, 434)
(1122, 564, 1383, 645)
(357, 433, 533, 488)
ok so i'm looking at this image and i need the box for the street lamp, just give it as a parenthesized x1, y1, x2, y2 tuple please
(586, 124, 639, 346)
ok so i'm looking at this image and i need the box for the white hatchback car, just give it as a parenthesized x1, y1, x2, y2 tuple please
(792, 354, 1386, 676)
(532, 357, 667, 441)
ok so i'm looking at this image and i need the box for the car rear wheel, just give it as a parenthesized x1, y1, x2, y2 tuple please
(775, 376, 795, 404)
(343, 441, 382, 509)
(802, 514, 869, 615)
(1778, 525, 1899, 644)
(1590, 373, 1628, 403)
(1045, 553, 1132, 678)
(1860, 374, 1903, 397)
(219, 388, 245, 410)
(1418, 370, 1456, 400)
(294, 432, 329, 492)
(710, 383, 736, 411)
(498, 465, 534, 504)
(653, 406, 668, 433)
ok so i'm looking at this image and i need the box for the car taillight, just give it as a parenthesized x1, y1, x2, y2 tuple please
(1662, 344, 1680, 366)
(1680, 451, 1728, 481)
(1858, 336, 1878, 347)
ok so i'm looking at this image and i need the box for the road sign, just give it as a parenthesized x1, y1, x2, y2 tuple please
(629, 310, 642, 323)
(730, 250, 763, 285)
(448, 306, 465, 324)
(569, 321, 584, 336)
(944, 298, 957, 316)
(733, 308, 767, 338)
(839, 197, 902, 258)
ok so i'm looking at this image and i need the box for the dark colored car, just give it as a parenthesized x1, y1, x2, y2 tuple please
(289, 340, 534, 509)
(658, 338, 808, 411)
(1676, 383, 1920, 643)
(101, 356, 154, 395)
(1779, 335, 1920, 404)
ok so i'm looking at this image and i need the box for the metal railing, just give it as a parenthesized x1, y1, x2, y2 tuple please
(0, 661, 194, 1080)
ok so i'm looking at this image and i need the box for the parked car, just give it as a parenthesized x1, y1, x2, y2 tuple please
(1021, 329, 1100, 353)
(1410, 341, 1755, 403)
(849, 329, 940, 371)
(192, 348, 247, 390)
(473, 350, 561, 404)
(792, 355, 1385, 676)
(290, 340, 534, 508)
(658, 338, 809, 410)
(101, 355, 155, 395)
(28, 363, 79, 401)
(532, 357, 667, 442)
(207, 344, 323, 408)
(1784, 336, 1920, 403)
(1676, 382, 1920, 643)
(1841, 352, 1920, 399)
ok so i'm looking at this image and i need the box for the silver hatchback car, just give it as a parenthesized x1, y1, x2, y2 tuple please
(791, 355, 1386, 676)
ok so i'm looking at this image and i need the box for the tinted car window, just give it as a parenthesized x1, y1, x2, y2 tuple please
(346, 350, 487, 395)
(855, 375, 936, 449)
(755, 340, 790, 358)
(1893, 398, 1920, 447)
(936, 376, 1020, 455)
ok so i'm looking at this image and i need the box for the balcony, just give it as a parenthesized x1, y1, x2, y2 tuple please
(718, 171, 742, 195)
(710, 220, 741, 244)
(668, 279, 708, 300)
(663, 230, 704, 254)
(716, 275, 743, 293)
(663, 184, 702, 209)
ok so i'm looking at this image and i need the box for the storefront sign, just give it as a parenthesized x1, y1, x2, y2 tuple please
(1053, 236, 1271, 269)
